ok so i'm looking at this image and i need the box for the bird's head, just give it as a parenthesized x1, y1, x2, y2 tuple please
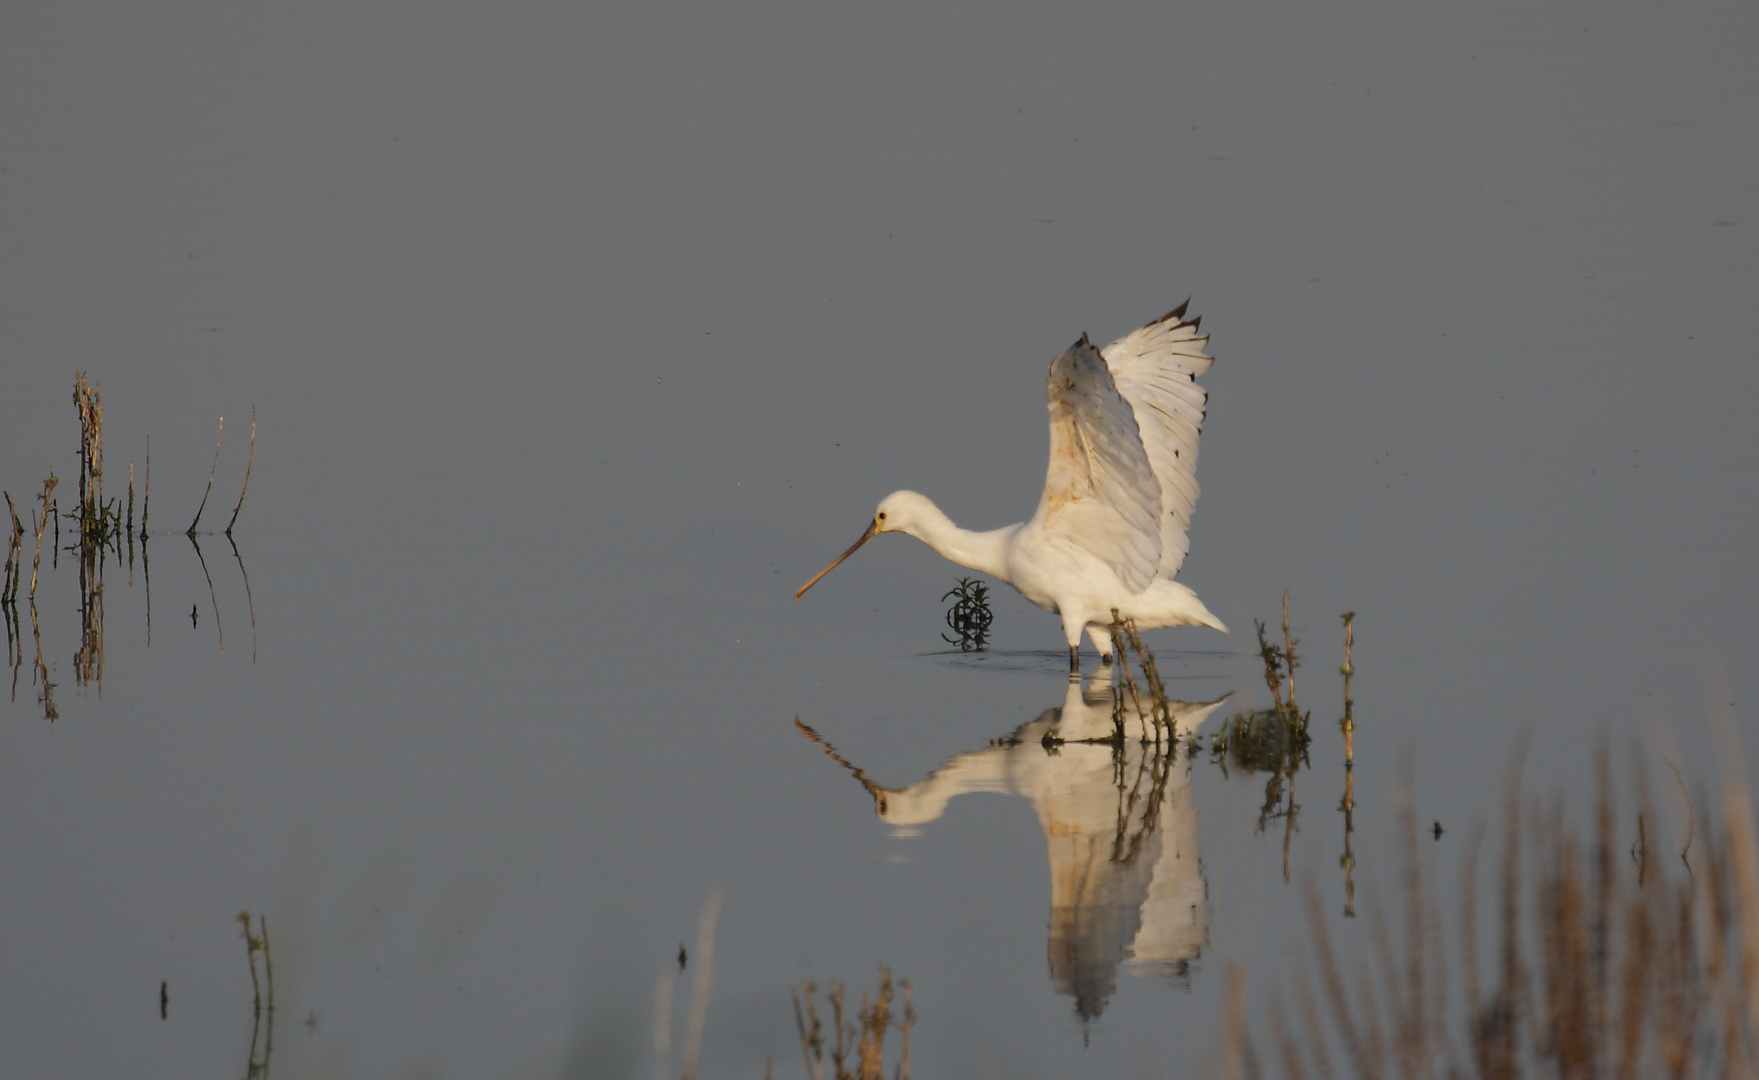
(794, 490, 933, 599)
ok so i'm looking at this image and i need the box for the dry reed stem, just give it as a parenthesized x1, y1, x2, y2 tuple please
(793, 981, 824, 1080)
(1270, 997, 1313, 1080)
(73, 374, 103, 508)
(1219, 962, 1247, 1080)
(653, 970, 675, 1080)
(1726, 781, 1759, 1067)
(187, 417, 222, 535)
(1123, 618, 1173, 734)
(679, 889, 721, 1080)
(1294, 957, 1339, 1080)
(898, 980, 913, 1080)
(29, 475, 56, 599)
(3, 491, 22, 604)
(140, 437, 150, 537)
(1109, 611, 1150, 741)
(226, 406, 255, 535)
(1254, 733, 1759, 1080)
(793, 969, 910, 1080)
(1303, 875, 1370, 1073)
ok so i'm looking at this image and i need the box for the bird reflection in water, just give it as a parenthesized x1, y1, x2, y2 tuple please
(797, 668, 1229, 1020)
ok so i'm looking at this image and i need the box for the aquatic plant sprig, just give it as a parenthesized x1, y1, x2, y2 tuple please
(941, 576, 994, 651)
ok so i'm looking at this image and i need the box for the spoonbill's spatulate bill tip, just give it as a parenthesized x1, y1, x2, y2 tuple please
(798, 304, 1225, 672)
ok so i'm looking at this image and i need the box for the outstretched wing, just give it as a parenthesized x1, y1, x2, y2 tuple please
(1034, 335, 1162, 593)
(1101, 302, 1213, 578)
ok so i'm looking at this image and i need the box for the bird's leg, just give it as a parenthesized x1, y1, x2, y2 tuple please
(1086, 624, 1115, 665)
(1068, 644, 1080, 679)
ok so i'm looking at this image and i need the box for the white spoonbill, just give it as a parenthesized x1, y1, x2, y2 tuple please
(796, 302, 1227, 673)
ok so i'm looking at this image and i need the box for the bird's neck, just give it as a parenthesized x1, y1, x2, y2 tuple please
(902, 502, 1016, 583)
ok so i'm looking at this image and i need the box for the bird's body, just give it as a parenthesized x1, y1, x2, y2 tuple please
(797, 302, 1227, 671)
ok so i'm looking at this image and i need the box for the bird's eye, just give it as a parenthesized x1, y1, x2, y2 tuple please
(878, 512, 887, 521)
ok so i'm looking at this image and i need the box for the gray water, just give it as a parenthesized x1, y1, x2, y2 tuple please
(3, 1, 1756, 1076)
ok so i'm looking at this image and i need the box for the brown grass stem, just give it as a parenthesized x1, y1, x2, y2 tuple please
(187, 417, 222, 536)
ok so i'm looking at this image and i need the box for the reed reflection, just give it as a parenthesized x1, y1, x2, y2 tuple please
(799, 669, 1229, 1020)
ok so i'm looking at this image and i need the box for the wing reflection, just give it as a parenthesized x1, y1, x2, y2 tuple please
(798, 670, 1229, 1020)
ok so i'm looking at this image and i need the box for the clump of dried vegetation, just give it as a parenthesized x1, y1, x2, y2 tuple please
(4, 376, 260, 713)
(789, 968, 914, 1080)
(1219, 744, 1759, 1080)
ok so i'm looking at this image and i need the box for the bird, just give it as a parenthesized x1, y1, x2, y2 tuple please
(795, 301, 1227, 673)
(796, 672, 1232, 1019)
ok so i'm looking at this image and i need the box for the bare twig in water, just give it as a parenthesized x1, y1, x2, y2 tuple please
(140, 437, 150, 539)
(3, 491, 23, 605)
(237, 912, 262, 1018)
(226, 406, 255, 536)
(188, 417, 222, 536)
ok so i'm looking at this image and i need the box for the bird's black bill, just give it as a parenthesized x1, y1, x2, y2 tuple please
(795, 519, 880, 599)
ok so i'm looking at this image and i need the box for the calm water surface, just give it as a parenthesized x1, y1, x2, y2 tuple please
(3, 1, 1756, 1076)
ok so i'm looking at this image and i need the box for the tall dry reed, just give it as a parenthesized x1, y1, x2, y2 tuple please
(1230, 746, 1759, 1080)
